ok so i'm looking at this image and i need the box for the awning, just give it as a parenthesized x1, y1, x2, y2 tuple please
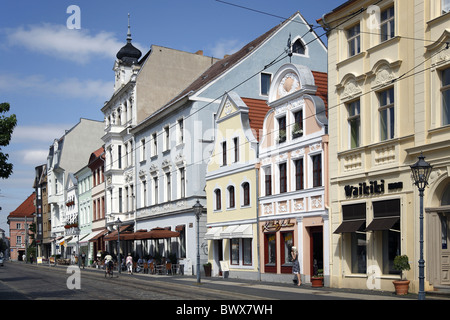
(80, 230, 105, 244)
(231, 224, 253, 238)
(89, 229, 109, 242)
(204, 227, 222, 240)
(220, 225, 239, 239)
(365, 217, 400, 232)
(334, 219, 365, 234)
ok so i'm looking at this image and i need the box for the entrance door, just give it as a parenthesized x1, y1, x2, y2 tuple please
(310, 227, 323, 276)
(441, 213, 450, 285)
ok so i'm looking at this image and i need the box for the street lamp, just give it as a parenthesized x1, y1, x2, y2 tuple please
(115, 217, 122, 274)
(193, 200, 203, 284)
(410, 153, 433, 300)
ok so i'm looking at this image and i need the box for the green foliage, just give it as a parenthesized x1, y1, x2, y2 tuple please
(394, 255, 411, 280)
(0, 102, 17, 179)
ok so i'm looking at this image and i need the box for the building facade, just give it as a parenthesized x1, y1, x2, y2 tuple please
(7, 193, 35, 261)
(319, 0, 450, 293)
(205, 92, 268, 279)
(258, 63, 329, 284)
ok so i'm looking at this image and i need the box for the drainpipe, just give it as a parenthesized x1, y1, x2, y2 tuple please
(256, 142, 261, 282)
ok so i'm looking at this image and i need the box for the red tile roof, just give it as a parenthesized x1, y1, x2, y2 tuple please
(242, 98, 270, 142)
(312, 71, 328, 117)
(9, 193, 36, 218)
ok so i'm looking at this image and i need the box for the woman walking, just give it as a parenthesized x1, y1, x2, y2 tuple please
(291, 247, 301, 286)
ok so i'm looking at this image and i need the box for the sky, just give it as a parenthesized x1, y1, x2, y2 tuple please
(0, 0, 343, 235)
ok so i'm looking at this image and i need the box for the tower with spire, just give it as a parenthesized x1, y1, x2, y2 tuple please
(114, 14, 142, 92)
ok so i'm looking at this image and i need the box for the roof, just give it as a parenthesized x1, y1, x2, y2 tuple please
(147, 14, 294, 121)
(8, 193, 36, 218)
(312, 71, 328, 116)
(242, 98, 271, 142)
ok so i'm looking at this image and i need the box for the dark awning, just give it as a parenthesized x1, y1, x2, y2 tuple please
(334, 219, 365, 234)
(365, 217, 400, 232)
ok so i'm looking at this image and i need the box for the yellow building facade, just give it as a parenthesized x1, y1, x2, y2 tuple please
(320, 0, 450, 293)
(205, 92, 263, 279)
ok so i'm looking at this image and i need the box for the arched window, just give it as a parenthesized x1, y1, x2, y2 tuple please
(214, 189, 221, 211)
(442, 184, 450, 206)
(228, 186, 235, 209)
(292, 39, 305, 55)
(242, 182, 250, 206)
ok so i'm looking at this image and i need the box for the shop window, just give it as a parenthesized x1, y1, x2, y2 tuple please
(351, 232, 367, 274)
(230, 238, 240, 265)
(243, 238, 252, 266)
(265, 233, 277, 272)
(281, 232, 294, 273)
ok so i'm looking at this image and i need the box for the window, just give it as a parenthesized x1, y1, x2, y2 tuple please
(380, 6, 395, 42)
(279, 163, 287, 193)
(214, 189, 221, 211)
(294, 159, 304, 191)
(292, 39, 305, 55)
(443, 0, 450, 14)
(242, 182, 250, 206)
(233, 137, 239, 163)
(153, 177, 158, 205)
(261, 73, 271, 96)
(118, 188, 123, 212)
(231, 238, 240, 265)
(264, 167, 272, 196)
(222, 141, 227, 166)
(347, 100, 361, 149)
(293, 110, 303, 138)
(152, 133, 157, 157)
(142, 181, 147, 208)
(243, 238, 252, 265)
(179, 167, 186, 199)
(379, 87, 395, 141)
(118, 145, 122, 169)
(351, 232, 367, 274)
(166, 172, 171, 202)
(177, 118, 184, 144)
(312, 154, 322, 188)
(347, 24, 361, 57)
(140, 139, 146, 162)
(442, 68, 450, 125)
(265, 233, 277, 270)
(228, 186, 235, 208)
(282, 232, 294, 265)
(278, 116, 286, 143)
(164, 126, 170, 151)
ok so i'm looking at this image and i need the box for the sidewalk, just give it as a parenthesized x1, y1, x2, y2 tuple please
(30, 261, 450, 300)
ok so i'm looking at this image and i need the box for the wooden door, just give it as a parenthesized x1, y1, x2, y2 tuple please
(441, 213, 450, 285)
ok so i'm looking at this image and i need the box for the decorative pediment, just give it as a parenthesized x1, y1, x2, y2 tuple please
(277, 72, 300, 98)
(336, 73, 365, 102)
(367, 59, 402, 90)
(426, 31, 450, 69)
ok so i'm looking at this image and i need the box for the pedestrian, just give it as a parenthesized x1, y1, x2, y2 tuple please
(81, 252, 86, 269)
(126, 253, 133, 274)
(291, 247, 301, 286)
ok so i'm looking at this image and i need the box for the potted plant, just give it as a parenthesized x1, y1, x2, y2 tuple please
(277, 129, 286, 143)
(203, 262, 212, 277)
(311, 268, 324, 287)
(393, 255, 411, 295)
(292, 123, 303, 139)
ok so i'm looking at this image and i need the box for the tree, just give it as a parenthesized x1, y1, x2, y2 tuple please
(0, 102, 17, 179)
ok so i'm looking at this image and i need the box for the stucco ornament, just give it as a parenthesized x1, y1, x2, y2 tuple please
(278, 73, 300, 98)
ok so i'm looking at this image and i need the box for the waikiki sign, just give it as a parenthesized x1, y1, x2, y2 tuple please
(344, 180, 403, 197)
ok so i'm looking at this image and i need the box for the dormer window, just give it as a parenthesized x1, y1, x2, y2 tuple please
(292, 39, 305, 55)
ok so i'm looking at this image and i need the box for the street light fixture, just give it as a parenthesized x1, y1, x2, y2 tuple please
(193, 200, 203, 284)
(115, 217, 122, 274)
(410, 153, 432, 300)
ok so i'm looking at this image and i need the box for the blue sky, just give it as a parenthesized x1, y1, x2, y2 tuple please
(0, 0, 342, 235)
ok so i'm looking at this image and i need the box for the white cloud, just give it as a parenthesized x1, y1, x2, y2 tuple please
(0, 73, 113, 100)
(12, 124, 71, 143)
(18, 149, 49, 165)
(208, 39, 244, 58)
(4, 23, 145, 64)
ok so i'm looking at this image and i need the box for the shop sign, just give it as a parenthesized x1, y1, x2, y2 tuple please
(344, 180, 403, 197)
(262, 219, 295, 232)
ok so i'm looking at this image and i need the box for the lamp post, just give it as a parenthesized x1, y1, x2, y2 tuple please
(115, 218, 122, 274)
(193, 200, 203, 284)
(410, 153, 433, 300)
